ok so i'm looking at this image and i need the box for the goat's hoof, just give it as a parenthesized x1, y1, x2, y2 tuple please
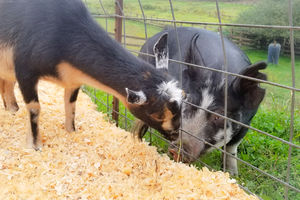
(33, 146, 42, 151)
(26, 143, 42, 151)
(5, 103, 19, 113)
(26, 138, 42, 151)
(66, 126, 75, 133)
(65, 121, 76, 132)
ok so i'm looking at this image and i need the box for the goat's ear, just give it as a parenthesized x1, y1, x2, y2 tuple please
(153, 33, 169, 70)
(125, 88, 147, 105)
(232, 61, 267, 109)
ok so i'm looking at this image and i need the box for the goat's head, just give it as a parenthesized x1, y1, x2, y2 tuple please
(126, 80, 184, 141)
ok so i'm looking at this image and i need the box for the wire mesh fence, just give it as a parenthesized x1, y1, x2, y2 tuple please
(83, 0, 299, 199)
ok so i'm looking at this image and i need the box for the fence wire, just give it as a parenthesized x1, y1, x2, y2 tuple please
(85, 0, 300, 199)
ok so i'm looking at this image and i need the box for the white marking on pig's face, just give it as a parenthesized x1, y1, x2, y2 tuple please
(212, 112, 243, 146)
(174, 88, 215, 161)
(210, 122, 234, 150)
(170, 87, 236, 163)
(181, 88, 214, 133)
(157, 80, 183, 104)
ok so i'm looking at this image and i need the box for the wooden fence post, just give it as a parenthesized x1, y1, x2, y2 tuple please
(113, 0, 123, 126)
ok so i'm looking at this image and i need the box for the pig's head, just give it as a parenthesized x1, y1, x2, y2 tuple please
(169, 61, 267, 163)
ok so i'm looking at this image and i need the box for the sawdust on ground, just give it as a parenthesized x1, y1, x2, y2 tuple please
(0, 81, 258, 200)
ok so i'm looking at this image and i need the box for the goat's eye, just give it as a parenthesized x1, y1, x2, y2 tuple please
(150, 112, 164, 122)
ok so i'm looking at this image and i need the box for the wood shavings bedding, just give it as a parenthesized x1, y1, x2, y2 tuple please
(0, 81, 257, 200)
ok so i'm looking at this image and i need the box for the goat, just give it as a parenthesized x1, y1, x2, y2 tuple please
(0, 0, 183, 150)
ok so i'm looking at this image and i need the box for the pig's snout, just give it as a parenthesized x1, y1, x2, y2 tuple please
(169, 147, 181, 162)
(168, 143, 196, 163)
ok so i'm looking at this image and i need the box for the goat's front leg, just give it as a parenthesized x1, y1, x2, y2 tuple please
(26, 100, 41, 150)
(131, 119, 149, 140)
(17, 75, 41, 150)
(64, 87, 80, 132)
(0, 79, 19, 112)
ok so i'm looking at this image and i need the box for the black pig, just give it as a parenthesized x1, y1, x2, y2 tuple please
(134, 27, 267, 175)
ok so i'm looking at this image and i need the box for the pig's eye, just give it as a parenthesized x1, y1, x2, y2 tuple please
(210, 114, 225, 128)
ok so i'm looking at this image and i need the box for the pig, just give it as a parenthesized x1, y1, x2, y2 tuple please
(133, 27, 267, 175)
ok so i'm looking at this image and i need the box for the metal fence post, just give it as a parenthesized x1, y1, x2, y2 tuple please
(112, 0, 123, 126)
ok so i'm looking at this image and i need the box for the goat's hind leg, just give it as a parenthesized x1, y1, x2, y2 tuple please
(0, 79, 6, 108)
(64, 87, 80, 132)
(0, 78, 19, 112)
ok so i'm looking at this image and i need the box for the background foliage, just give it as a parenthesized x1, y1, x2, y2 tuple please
(235, 0, 300, 43)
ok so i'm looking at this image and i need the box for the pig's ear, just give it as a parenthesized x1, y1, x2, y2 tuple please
(232, 61, 267, 109)
(126, 88, 147, 105)
(153, 33, 169, 70)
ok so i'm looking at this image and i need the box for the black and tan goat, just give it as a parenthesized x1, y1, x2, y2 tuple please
(0, 0, 183, 150)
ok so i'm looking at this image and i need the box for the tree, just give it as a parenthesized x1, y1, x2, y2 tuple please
(235, 0, 300, 43)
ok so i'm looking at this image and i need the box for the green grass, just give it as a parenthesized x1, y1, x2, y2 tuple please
(86, 0, 250, 24)
(197, 104, 300, 200)
(244, 49, 300, 109)
(94, 18, 162, 40)
(82, 1, 300, 199)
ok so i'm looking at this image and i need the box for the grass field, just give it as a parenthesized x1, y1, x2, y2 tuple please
(83, 0, 300, 199)
(86, 0, 250, 23)
(245, 49, 300, 109)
